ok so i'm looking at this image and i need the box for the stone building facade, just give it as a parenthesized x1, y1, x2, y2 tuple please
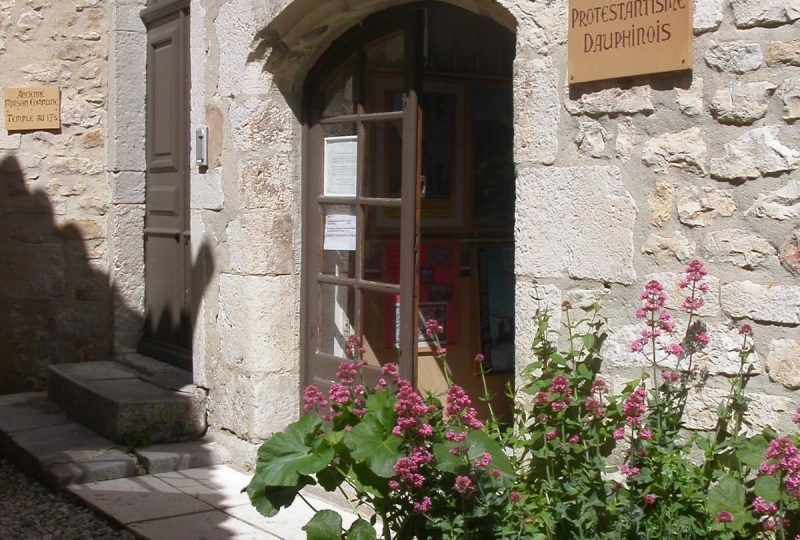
(1, 0, 798, 464)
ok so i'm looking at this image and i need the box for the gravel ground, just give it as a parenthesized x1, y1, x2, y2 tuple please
(0, 457, 135, 539)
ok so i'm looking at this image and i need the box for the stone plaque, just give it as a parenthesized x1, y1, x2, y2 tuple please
(4, 86, 61, 131)
(568, 0, 693, 84)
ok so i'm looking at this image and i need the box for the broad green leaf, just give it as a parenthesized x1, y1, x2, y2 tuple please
(344, 414, 401, 478)
(754, 475, 780, 503)
(247, 476, 314, 517)
(365, 389, 397, 428)
(707, 476, 746, 531)
(432, 441, 463, 473)
(303, 509, 343, 540)
(583, 334, 596, 350)
(345, 518, 377, 540)
(466, 430, 514, 486)
(316, 466, 345, 492)
(736, 435, 769, 470)
(253, 415, 334, 487)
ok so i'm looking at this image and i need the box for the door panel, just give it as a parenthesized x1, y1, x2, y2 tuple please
(140, 5, 191, 370)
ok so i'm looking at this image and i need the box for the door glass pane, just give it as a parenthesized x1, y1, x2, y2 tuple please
(361, 288, 401, 368)
(363, 120, 403, 199)
(319, 284, 356, 358)
(322, 123, 358, 197)
(363, 206, 399, 285)
(364, 32, 405, 113)
(321, 204, 357, 278)
(322, 55, 356, 118)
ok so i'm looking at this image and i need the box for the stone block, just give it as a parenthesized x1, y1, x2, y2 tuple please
(575, 120, 608, 157)
(5, 213, 55, 242)
(684, 386, 794, 434)
(515, 281, 561, 371)
(641, 231, 696, 263)
(46, 156, 104, 176)
(747, 181, 800, 221)
(765, 339, 800, 389)
(218, 273, 298, 375)
(239, 158, 294, 212)
(705, 41, 763, 73)
(128, 510, 271, 539)
(720, 281, 800, 324)
(0, 131, 20, 150)
(648, 179, 676, 227)
(782, 77, 800, 121)
(0, 393, 72, 433)
(703, 229, 778, 269)
(614, 118, 635, 160)
(134, 441, 231, 474)
(108, 30, 146, 172)
(731, 0, 800, 28)
(108, 204, 144, 352)
(230, 95, 296, 154)
(515, 165, 637, 284)
(694, 0, 723, 33)
(207, 369, 300, 441)
(0, 243, 64, 299)
(781, 228, 800, 276)
(514, 55, 558, 164)
(154, 464, 251, 508)
(710, 81, 777, 126)
(110, 171, 145, 204)
(642, 127, 707, 175)
(710, 126, 799, 181)
(226, 213, 294, 275)
(190, 168, 223, 210)
(565, 84, 654, 117)
(675, 77, 703, 116)
(767, 39, 800, 67)
(215, 0, 269, 96)
(677, 185, 736, 227)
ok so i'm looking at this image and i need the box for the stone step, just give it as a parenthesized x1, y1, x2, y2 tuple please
(0, 393, 230, 488)
(48, 360, 206, 445)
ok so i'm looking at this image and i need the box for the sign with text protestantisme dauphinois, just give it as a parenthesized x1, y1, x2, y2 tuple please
(568, 0, 693, 84)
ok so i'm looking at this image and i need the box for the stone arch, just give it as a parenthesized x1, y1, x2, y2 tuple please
(249, 0, 518, 97)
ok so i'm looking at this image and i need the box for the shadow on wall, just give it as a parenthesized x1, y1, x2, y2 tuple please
(0, 154, 215, 394)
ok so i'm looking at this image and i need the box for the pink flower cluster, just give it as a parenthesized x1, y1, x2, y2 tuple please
(345, 335, 366, 359)
(548, 375, 573, 413)
(425, 318, 443, 338)
(759, 438, 800, 498)
(454, 475, 475, 497)
(679, 260, 709, 313)
(623, 386, 647, 427)
(445, 385, 484, 431)
(302, 386, 328, 414)
(393, 379, 434, 439)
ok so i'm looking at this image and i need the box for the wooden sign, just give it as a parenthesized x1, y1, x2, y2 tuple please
(4, 86, 61, 131)
(568, 0, 693, 84)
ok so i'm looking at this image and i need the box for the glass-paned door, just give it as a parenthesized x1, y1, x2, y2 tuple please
(305, 13, 422, 390)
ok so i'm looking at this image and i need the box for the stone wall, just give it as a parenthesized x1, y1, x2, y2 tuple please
(0, 0, 111, 392)
(191, 0, 799, 460)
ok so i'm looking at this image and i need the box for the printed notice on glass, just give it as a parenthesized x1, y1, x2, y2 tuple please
(324, 136, 357, 197)
(324, 205, 357, 251)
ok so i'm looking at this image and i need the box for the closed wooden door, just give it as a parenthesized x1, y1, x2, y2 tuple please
(140, 1, 191, 371)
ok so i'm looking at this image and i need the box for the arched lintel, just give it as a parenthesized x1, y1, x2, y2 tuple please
(250, 0, 517, 97)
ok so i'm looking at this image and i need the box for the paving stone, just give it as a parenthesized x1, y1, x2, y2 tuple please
(135, 442, 231, 475)
(129, 510, 275, 540)
(68, 476, 214, 525)
(47, 454, 138, 487)
(154, 465, 250, 508)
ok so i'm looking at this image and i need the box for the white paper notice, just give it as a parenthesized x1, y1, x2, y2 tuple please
(324, 136, 358, 197)
(324, 206, 357, 251)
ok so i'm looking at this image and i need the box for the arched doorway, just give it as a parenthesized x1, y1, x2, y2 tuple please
(302, 2, 515, 419)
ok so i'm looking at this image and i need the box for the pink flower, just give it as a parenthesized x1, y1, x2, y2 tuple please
(302, 386, 328, 413)
(739, 324, 754, 336)
(382, 363, 400, 385)
(613, 428, 625, 441)
(694, 332, 711, 346)
(425, 318, 443, 337)
(344, 335, 366, 359)
(643, 494, 657, 506)
(664, 343, 685, 356)
(620, 464, 640, 479)
(533, 392, 550, 407)
(388, 480, 400, 491)
(551, 400, 569, 413)
(683, 260, 708, 283)
(591, 379, 609, 394)
(546, 430, 558, 441)
(413, 496, 432, 513)
(715, 511, 734, 524)
(639, 428, 652, 441)
(549, 375, 571, 395)
(510, 491, 522, 504)
(568, 435, 581, 445)
(661, 371, 680, 383)
(329, 384, 351, 405)
(561, 300, 573, 311)
(446, 431, 467, 442)
(630, 340, 645, 353)
(753, 497, 777, 516)
(473, 452, 492, 469)
(491, 469, 502, 479)
(454, 475, 475, 496)
(623, 386, 647, 426)
(418, 424, 433, 438)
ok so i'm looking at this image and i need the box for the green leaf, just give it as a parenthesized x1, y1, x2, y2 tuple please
(303, 509, 343, 540)
(247, 475, 314, 517)
(582, 334, 596, 350)
(345, 518, 377, 540)
(253, 415, 334, 487)
(754, 475, 780, 503)
(316, 466, 345, 492)
(736, 435, 769, 470)
(365, 389, 397, 428)
(466, 430, 514, 486)
(432, 441, 463, 473)
(344, 414, 401, 478)
(707, 476, 746, 532)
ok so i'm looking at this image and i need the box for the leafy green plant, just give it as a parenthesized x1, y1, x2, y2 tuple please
(248, 261, 800, 539)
